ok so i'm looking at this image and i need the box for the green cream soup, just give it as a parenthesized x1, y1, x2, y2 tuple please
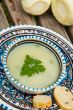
(7, 43, 60, 88)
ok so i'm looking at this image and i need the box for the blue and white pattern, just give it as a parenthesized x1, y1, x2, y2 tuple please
(2, 35, 67, 94)
(0, 25, 73, 110)
(0, 104, 9, 110)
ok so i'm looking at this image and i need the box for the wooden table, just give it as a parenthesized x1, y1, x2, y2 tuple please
(0, 0, 73, 43)
(0, 0, 73, 110)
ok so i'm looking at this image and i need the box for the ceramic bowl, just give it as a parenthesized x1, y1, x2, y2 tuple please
(0, 25, 73, 110)
(1, 35, 67, 94)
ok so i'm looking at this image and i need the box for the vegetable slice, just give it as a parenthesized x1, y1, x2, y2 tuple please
(21, 0, 51, 15)
(51, 0, 73, 26)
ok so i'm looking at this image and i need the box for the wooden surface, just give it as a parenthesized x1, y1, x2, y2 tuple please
(66, 26, 73, 43)
(0, 0, 72, 43)
(38, 12, 71, 42)
(3, 0, 36, 25)
(0, 3, 9, 29)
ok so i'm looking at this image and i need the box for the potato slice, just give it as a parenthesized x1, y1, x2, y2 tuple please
(21, 0, 51, 15)
(51, 0, 73, 26)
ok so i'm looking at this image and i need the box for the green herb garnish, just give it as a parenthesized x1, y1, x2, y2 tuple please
(20, 55, 46, 77)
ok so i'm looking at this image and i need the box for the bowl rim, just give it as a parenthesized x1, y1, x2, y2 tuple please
(2, 35, 67, 94)
(0, 25, 73, 48)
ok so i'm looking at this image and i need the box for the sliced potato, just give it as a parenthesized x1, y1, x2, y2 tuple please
(21, 0, 51, 15)
(51, 0, 73, 26)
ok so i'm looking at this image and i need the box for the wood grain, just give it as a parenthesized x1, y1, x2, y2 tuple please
(3, 0, 36, 25)
(38, 12, 71, 42)
(66, 26, 73, 43)
(0, 4, 9, 29)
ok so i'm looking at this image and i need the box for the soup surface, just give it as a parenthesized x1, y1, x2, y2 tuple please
(7, 43, 60, 88)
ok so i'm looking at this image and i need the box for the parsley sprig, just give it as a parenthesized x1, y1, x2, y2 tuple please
(20, 55, 46, 77)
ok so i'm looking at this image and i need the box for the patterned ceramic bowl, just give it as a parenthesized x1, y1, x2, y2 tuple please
(1, 35, 67, 94)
